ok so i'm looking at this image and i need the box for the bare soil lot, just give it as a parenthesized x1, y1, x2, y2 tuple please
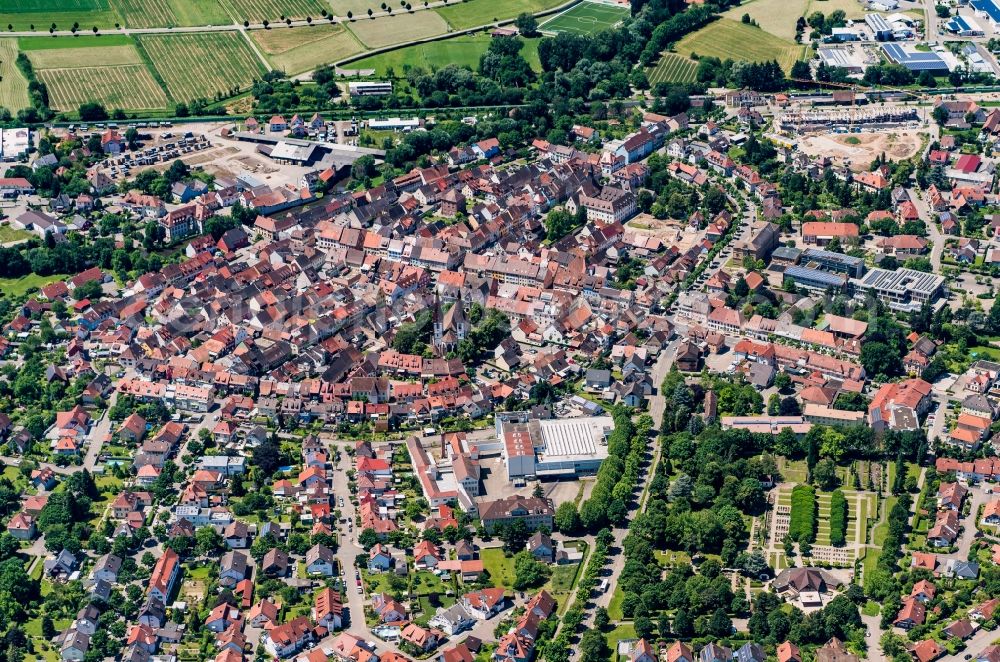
(798, 129, 925, 171)
(626, 214, 700, 252)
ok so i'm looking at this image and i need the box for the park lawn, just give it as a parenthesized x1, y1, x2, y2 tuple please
(0, 39, 29, 111)
(251, 24, 364, 73)
(346, 10, 449, 49)
(187, 564, 212, 581)
(480, 547, 516, 588)
(0, 273, 68, 298)
(607, 582, 625, 621)
(435, 0, 564, 29)
(722, 0, 808, 40)
(675, 18, 808, 73)
(604, 622, 636, 653)
(349, 34, 541, 75)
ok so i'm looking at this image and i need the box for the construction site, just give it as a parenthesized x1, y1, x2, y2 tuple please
(776, 105, 921, 133)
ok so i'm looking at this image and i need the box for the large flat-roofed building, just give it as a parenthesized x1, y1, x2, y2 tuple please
(803, 404, 865, 427)
(0, 128, 30, 161)
(882, 43, 950, 73)
(973, 0, 1000, 29)
(851, 267, 946, 313)
(782, 265, 848, 293)
(349, 81, 393, 96)
(500, 416, 613, 480)
(801, 248, 865, 278)
(865, 13, 894, 40)
(721, 416, 812, 436)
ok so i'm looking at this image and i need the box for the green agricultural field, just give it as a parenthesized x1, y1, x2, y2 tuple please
(347, 10, 449, 48)
(350, 33, 541, 74)
(0, 39, 29, 111)
(139, 32, 267, 103)
(721, 0, 809, 40)
(27, 44, 143, 69)
(0, 273, 69, 298)
(251, 24, 364, 73)
(110, 0, 233, 27)
(17, 34, 134, 50)
(110, 0, 180, 27)
(0, 0, 119, 30)
(329, 0, 391, 16)
(435, 0, 565, 30)
(806, 0, 865, 20)
(220, 0, 331, 22)
(647, 52, 698, 84)
(676, 18, 808, 72)
(539, 1, 630, 35)
(40, 64, 168, 111)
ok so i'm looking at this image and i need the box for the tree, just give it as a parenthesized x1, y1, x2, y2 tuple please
(860, 341, 902, 378)
(709, 607, 733, 637)
(595, 606, 610, 630)
(512, 550, 551, 590)
(580, 629, 609, 662)
(634, 614, 655, 640)
(791, 59, 812, 81)
(352, 154, 377, 181)
(79, 102, 108, 121)
(554, 501, 581, 533)
(813, 458, 838, 490)
(252, 433, 283, 477)
(358, 528, 379, 549)
(933, 105, 950, 126)
(673, 607, 693, 637)
(514, 12, 539, 36)
(195, 526, 224, 556)
(735, 550, 770, 577)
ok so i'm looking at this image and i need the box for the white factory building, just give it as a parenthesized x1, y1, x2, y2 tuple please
(500, 415, 614, 480)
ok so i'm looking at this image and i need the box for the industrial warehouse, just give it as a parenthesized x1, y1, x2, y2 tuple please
(500, 415, 614, 480)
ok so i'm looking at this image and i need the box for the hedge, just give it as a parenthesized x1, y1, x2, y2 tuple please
(789, 484, 817, 543)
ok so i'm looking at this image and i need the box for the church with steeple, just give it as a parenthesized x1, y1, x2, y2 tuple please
(433, 292, 468, 353)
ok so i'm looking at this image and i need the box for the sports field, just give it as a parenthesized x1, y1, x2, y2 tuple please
(139, 32, 267, 102)
(0, 0, 119, 30)
(350, 33, 541, 74)
(0, 39, 29, 111)
(647, 52, 697, 84)
(347, 11, 449, 48)
(40, 64, 168, 111)
(220, 0, 331, 22)
(251, 24, 364, 73)
(435, 0, 566, 29)
(721, 0, 809, 41)
(675, 18, 808, 72)
(539, 1, 630, 35)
